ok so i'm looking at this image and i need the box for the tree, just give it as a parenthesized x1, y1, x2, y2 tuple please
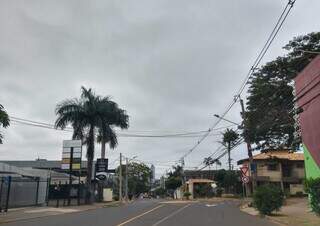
(55, 87, 129, 202)
(165, 165, 183, 194)
(0, 104, 10, 144)
(246, 32, 320, 150)
(96, 98, 129, 159)
(221, 129, 239, 171)
(116, 162, 151, 198)
(253, 184, 284, 216)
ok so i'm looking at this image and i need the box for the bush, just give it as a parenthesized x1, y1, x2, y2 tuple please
(305, 178, 320, 216)
(183, 192, 192, 200)
(253, 184, 284, 216)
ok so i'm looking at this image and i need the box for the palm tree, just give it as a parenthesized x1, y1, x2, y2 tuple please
(55, 87, 129, 202)
(96, 98, 129, 159)
(221, 129, 239, 171)
(0, 104, 10, 144)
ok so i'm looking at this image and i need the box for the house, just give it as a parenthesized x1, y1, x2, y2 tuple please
(237, 150, 305, 195)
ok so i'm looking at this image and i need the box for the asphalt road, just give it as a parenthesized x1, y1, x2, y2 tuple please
(3, 200, 276, 226)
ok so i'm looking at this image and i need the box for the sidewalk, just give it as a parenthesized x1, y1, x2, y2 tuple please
(240, 198, 320, 226)
(0, 201, 120, 224)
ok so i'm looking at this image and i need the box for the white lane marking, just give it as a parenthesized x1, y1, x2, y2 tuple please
(116, 204, 165, 226)
(205, 204, 217, 207)
(151, 204, 192, 226)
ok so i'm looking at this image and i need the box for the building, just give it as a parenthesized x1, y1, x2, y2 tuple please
(294, 55, 320, 179)
(237, 150, 305, 195)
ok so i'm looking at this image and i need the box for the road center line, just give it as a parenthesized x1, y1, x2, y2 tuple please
(116, 204, 165, 226)
(151, 204, 192, 226)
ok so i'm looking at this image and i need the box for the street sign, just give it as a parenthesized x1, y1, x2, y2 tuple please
(61, 140, 82, 170)
(240, 165, 250, 184)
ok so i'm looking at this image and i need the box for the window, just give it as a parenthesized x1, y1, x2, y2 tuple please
(296, 162, 304, 168)
(267, 163, 278, 171)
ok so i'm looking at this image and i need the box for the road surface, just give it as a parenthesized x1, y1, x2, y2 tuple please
(3, 199, 276, 226)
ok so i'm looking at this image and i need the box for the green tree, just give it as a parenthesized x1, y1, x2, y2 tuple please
(253, 184, 284, 216)
(116, 162, 151, 198)
(55, 87, 129, 202)
(246, 32, 320, 150)
(0, 104, 10, 144)
(165, 165, 183, 193)
(96, 98, 129, 159)
(221, 129, 239, 171)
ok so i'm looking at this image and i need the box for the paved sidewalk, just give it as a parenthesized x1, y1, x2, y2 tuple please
(0, 201, 120, 224)
(240, 198, 320, 226)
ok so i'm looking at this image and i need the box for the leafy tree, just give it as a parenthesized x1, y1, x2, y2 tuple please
(214, 169, 241, 194)
(0, 104, 10, 144)
(55, 87, 129, 202)
(221, 129, 239, 171)
(305, 178, 320, 216)
(246, 32, 320, 150)
(253, 184, 284, 216)
(116, 162, 151, 198)
(165, 165, 183, 193)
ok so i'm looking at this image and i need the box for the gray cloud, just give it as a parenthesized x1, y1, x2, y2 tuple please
(1, 0, 319, 177)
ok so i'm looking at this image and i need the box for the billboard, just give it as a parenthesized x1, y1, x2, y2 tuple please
(61, 140, 82, 170)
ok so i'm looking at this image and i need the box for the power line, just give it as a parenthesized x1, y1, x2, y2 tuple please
(179, 0, 297, 163)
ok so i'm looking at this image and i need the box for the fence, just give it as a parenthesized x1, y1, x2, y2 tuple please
(0, 176, 49, 212)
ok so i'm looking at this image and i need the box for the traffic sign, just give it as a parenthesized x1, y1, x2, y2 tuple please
(240, 165, 250, 184)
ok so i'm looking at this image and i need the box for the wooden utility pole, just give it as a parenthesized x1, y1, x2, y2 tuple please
(119, 153, 123, 202)
(239, 96, 256, 193)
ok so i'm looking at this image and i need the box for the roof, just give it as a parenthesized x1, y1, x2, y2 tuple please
(237, 150, 304, 165)
(0, 159, 90, 169)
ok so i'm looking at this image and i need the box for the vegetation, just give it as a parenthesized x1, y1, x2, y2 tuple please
(253, 184, 284, 216)
(0, 104, 10, 144)
(246, 32, 320, 150)
(183, 191, 191, 200)
(214, 169, 241, 194)
(55, 87, 129, 202)
(154, 187, 166, 198)
(305, 178, 320, 216)
(221, 129, 240, 170)
(115, 162, 151, 198)
(165, 165, 183, 195)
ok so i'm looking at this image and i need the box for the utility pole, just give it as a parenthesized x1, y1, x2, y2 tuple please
(119, 153, 123, 202)
(125, 157, 128, 202)
(227, 142, 232, 171)
(239, 96, 256, 193)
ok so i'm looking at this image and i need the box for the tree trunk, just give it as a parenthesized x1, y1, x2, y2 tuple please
(228, 142, 231, 171)
(86, 125, 95, 203)
(101, 136, 106, 159)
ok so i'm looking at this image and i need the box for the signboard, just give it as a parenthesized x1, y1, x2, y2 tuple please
(95, 158, 108, 180)
(61, 140, 82, 170)
(240, 165, 250, 184)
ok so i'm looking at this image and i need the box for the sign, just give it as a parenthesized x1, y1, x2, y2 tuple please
(240, 165, 250, 184)
(61, 140, 82, 170)
(95, 158, 108, 180)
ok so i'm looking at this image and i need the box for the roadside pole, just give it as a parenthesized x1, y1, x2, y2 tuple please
(68, 147, 74, 206)
(125, 158, 128, 202)
(119, 153, 123, 202)
(239, 96, 255, 194)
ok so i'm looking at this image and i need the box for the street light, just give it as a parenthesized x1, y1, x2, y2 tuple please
(213, 114, 243, 129)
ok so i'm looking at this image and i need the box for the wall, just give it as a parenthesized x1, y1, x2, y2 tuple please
(294, 56, 320, 179)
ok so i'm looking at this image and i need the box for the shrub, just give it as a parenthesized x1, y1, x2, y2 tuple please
(183, 192, 192, 200)
(253, 184, 284, 216)
(305, 178, 320, 216)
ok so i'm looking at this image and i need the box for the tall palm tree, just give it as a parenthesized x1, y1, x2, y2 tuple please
(96, 98, 129, 159)
(55, 87, 129, 201)
(221, 129, 239, 171)
(0, 104, 10, 144)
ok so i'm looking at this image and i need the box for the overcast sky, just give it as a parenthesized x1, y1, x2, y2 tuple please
(0, 0, 319, 177)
